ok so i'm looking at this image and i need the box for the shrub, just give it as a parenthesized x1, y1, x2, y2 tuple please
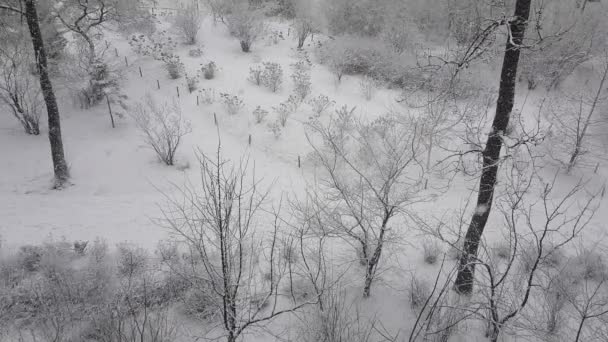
(422, 238, 442, 265)
(129, 30, 177, 59)
(188, 47, 203, 57)
(73, 241, 88, 256)
(273, 96, 299, 127)
(306, 94, 335, 117)
(408, 276, 431, 313)
(570, 250, 607, 282)
(186, 74, 199, 93)
(220, 93, 245, 115)
(116, 242, 148, 277)
(248, 65, 263, 86)
(225, 5, 265, 52)
(253, 106, 268, 123)
(492, 242, 511, 260)
(133, 94, 192, 165)
(164, 54, 185, 79)
(201, 61, 216, 80)
(261, 62, 283, 92)
(291, 60, 312, 101)
(268, 120, 282, 139)
(199, 88, 216, 104)
(17, 245, 44, 272)
(174, 3, 202, 45)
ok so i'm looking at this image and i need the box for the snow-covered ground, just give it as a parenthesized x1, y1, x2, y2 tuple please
(2, 8, 608, 342)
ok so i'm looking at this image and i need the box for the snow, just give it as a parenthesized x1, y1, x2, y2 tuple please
(1, 9, 608, 342)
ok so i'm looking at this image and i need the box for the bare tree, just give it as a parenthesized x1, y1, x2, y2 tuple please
(0, 37, 42, 135)
(0, 0, 71, 187)
(174, 1, 202, 45)
(132, 94, 191, 166)
(454, 0, 533, 295)
(225, 3, 265, 53)
(306, 114, 426, 297)
(474, 170, 597, 342)
(545, 56, 608, 173)
(158, 146, 317, 342)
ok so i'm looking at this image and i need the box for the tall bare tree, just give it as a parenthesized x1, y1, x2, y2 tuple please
(454, 0, 532, 294)
(1, 0, 70, 187)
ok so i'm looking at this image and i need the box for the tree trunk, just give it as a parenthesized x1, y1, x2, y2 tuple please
(453, 0, 532, 295)
(24, 0, 70, 188)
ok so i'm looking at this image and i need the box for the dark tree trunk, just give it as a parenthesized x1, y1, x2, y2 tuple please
(24, 0, 70, 188)
(454, 0, 532, 295)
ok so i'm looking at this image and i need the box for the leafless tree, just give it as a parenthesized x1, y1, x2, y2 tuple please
(454, 0, 533, 295)
(306, 114, 426, 297)
(225, 3, 265, 53)
(0, 0, 70, 188)
(174, 1, 202, 45)
(132, 94, 191, 166)
(0, 37, 42, 135)
(158, 145, 317, 342)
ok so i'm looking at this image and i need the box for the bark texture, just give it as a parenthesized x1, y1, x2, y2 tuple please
(454, 0, 532, 295)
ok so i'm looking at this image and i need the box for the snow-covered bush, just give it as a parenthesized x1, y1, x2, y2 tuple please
(129, 30, 178, 59)
(225, 5, 265, 52)
(261, 62, 283, 92)
(408, 276, 431, 313)
(201, 61, 216, 80)
(164, 54, 185, 79)
(422, 238, 442, 265)
(220, 93, 245, 115)
(268, 120, 282, 139)
(116, 242, 148, 276)
(322, 0, 385, 37)
(316, 35, 410, 87)
(252, 105, 268, 123)
(291, 59, 312, 101)
(133, 95, 191, 166)
(248, 65, 263, 85)
(186, 74, 199, 93)
(199, 87, 216, 104)
(174, 2, 202, 45)
(188, 47, 203, 57)
(306, 94, 335, 117)
(273, 95, 300, 127)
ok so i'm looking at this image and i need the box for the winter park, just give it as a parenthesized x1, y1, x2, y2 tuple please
(1, 0, 608, 341)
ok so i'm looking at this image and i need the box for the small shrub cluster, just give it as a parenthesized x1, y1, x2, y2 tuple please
(225, 6, 265, 52)
(199, 88, 216, 104)
(261, 62, 284, 92)
(248, 65, 263, 86)
(291, 58, 312, 101)
(408, 276, 431, 313)
(422, 238, 442, 265)
(253, 105, 268, 124)
(306, 94, 335, 118)
(129, 31, 178, 59)
(268, 120, 282, 139)
(201, 61, 216, 80)
(359, 75, 378, 101)
(273, 95, 300, 127)
(188, 47, 203, 57)
(164, 54, 185, 79)
(220, 93, 245, 115)
(186, 74, 199, 93)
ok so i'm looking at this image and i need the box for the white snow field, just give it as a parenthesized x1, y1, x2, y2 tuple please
(2, 2, 608, 342)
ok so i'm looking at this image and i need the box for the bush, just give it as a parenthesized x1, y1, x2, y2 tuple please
(225, 5, 265, 52)
(174, 3, 202, 45)
(306, 94, 335, 117)
(129, 30, 178, 59)
(273, 96, 299, 127)
(116, 242, 148, 277)
(188, 47, 203, 57)
(408, 275, 431, 313)
(186, 74, 199, 93)
(422, 238, 442, 265)
(133, 95, 192, 165)
(253, 105, 268, 123)
(291, 59, 312, 101)
(220, 93, 245, 115)
(316, 35, 411, 87)
(268, 120, 282, 139)
(164, 54, 185, 79)
(199, 87, 216, 104)
(248, 65, 263, 86)
(570, 250, 607, 282)
(201, 61, 216, 80)
(261, 62, 283, 92)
